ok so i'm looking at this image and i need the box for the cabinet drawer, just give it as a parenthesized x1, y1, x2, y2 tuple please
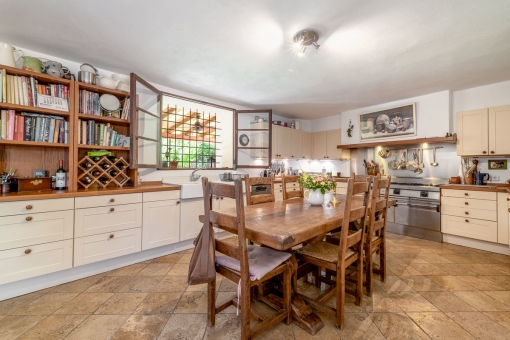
(0, 198, 74, 217)
(0, 210, 74, 251)
(274, 183, 282, 189)
(285, 182, 300, 188)
(75, 193, 142, 209)
(442, 189, 496, 200)
(74, 228, 142, 266)
(441, 205, 497, 221)
(0, 240, 73, 285)
(441, 196, 496, 210)
(75, 203, 142, 237)
(441, 215, 497, 242)
(143, 190, 180, 202)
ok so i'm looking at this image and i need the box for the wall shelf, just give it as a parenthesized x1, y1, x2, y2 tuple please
(78, 114, 130, 126)
(337, 136, 457, 149)
(78, 145, 130, 151)
(0, 103, 70, 117)
(76, 82, 129, 97)
(0, 140, 69, 148)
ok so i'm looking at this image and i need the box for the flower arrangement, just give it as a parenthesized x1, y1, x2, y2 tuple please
(298, 171, 336, 194)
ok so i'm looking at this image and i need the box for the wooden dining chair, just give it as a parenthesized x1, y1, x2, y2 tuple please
(295, 179, 371, 329)
(281, 174, 304, 200)
(245, 174, 275, 206)
(327, 175, 391, 296)
(202, 177, 293, 340)
(350, 173, 375, 182)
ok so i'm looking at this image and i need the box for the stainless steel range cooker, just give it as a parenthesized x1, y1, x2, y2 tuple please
(383, 178, 447, 242)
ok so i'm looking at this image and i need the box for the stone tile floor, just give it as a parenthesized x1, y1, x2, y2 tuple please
(1, 233, 510, 339)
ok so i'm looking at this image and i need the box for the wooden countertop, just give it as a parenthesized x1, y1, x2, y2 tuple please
(0, 183, 180, 202)
(273, 177, 349, 183)
(440, 184, 510, 193)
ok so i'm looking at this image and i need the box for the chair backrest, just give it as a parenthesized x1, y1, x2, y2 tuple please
(336, 178, 371, 262)
(351, 173, 375, 182)
(245, 175, 275, 206)
(368, 175, 391, 238)
(202, 177, 249, 278)
(281, 174, 304, 200)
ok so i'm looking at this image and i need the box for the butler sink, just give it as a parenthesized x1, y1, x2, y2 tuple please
(162, 177, 203, 199)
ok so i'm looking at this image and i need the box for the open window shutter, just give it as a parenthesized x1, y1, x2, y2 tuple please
(234, 109, 272, 169)
(130, 73, 162, 168)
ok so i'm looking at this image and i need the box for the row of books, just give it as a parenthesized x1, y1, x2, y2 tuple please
(78, 90, 101, 116)
(0, 110, 69, 143)
(78, 119, 126, 147)
(120, 97, 130, 120)
(0, 69, 70, 110)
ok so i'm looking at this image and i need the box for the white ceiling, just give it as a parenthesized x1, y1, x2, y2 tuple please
(2, 0, 510, 119)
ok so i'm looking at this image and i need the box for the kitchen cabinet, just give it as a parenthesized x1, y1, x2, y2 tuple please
(457, 106, 510, 156)
(489, 105, 510, 155)
(313, 129, 350, 159)
(441, 189, 508, 245)
(290, 129, 302, 159)
(273, 125, 291, 158)
(142, 191, 180, 250)
(301, 131, 312, 159)
(180, 199, 204, 241)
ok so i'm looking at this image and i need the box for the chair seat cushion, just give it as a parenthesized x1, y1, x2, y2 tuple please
(215, 245, 291, 281)
(298, 241, 355, 263)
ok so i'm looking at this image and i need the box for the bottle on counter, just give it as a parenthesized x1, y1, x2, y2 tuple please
(55, 160, 66, 190)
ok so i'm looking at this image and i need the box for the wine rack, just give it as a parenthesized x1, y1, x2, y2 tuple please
(77, 155, 130, 189)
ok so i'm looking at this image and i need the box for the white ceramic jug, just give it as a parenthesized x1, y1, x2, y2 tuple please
(304, 189, 324, 206)
(0, 42, 24, 67)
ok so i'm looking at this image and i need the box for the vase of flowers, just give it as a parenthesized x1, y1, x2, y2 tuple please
(298, 171, 336, 206)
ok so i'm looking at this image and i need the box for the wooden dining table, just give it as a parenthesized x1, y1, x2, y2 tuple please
(200, 194, 396, 334)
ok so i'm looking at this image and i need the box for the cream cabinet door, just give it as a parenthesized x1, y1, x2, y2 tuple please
(457, 109, 488, 156)
(290, 129, 302, 159)
(441, 215, 497, 243)
(326, 129, 350, 159)
(313, 131, 327, 159)
(142, 199, 180, 250)
(75, 203, 143, 238)
(301, 131, 312, 159)
(180, 199, 204, 241)
(489, 105, 510, 156)
(271, 126, 278, 158)
(276, 126, 291, 158)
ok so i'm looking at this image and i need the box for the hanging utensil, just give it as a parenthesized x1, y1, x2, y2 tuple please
(388, 151, 398, 170)
(397, 150, 407, 170)
(431, 147, 439, 166)
(417, 149, 424, 169)
(414, 150, 423, 174)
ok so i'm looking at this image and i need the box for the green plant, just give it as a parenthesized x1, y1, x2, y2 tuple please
(298, 171, 336, 194)
(347, 119, 354, 138)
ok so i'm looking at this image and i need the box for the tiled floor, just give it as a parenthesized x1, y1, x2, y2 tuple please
(1, 233, 510, 339)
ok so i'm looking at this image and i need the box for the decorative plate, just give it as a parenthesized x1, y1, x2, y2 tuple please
(239, 134, 250, 146)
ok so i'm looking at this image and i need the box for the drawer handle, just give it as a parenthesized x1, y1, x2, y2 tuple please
(25, 249, 32, 254)
(280, 190, 282, 192)
(110, 208, 115, 212)
(26, 216, 33, 221)
(176, 201, 180, 205)
(110, 198, 115, 203)
(482, 151, 487, 154)
(507, 198, 510, 201)
(490, 151, 495, 154)
(465, 219, 469, 223)
(26, 205, 33, 210)
(465, 211, 469, 215)
(109, 234, 114, 239)
(215, 197, 219, 200)
(464, 193, 469, 196)
(465, 202, 469, 205)
(220, 197, 224, 200)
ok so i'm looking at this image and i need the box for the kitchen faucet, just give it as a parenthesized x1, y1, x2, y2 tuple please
(190, 168, 201, 182)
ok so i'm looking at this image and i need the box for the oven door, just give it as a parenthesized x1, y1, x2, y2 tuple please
(394, 197, 440, 231)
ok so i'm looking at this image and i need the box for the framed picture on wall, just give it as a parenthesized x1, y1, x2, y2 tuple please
(488, 160, 507, 170)
(359, 103, 416, 141)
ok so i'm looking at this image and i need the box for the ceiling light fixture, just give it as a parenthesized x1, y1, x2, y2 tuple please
(293, 29, 320, 54)
(194, 113, 203, 133)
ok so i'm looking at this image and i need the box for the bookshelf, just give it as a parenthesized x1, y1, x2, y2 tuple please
(0, 63, 139, 194)
(0, 64, 75, 189)
(73, 81, 137, 189)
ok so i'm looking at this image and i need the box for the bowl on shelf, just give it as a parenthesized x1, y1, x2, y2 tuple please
(112, 73, 130, 84)
(98, 77, 119, 89)
(116, 82, 130, 92)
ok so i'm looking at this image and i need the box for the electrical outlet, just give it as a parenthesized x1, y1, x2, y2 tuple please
(492, 175, 500, 181)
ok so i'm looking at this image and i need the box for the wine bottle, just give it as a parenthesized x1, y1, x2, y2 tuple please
(99, 177, 109, 185)
(101, 163, 111, 170)
(82, 162, 92, 168)
(55, 160, 66, 190)
(92, 156, 102, 162)
(107, 156, 119, 163)
(82, 176, 92, 184)
(107, 170, 118, 177)
(91, 170, 102, 177)
(116, 164, 126, 170)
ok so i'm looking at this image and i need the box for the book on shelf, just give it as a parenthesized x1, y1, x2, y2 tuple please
(121, 97, 130, 120)
(0, 69, 69, 111)
(78, 118, 126, 147)
(0, 110, 68, 144)
(78, 89, 101, 116)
